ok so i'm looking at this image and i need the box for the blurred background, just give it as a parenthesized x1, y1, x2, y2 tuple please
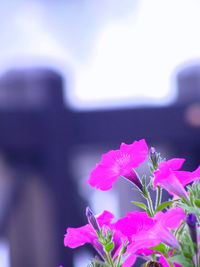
(0, 0, 200, 266)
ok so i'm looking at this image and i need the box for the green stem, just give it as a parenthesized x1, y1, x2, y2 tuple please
(174, 221, 185, 240)
(196, 255, 199, 267)
(155, 186, 162, 210)
(146, 191, 154, 217)
(196, 241, 200, 267)
(105, 252, 114, 267)
(115, 255, 122, 267)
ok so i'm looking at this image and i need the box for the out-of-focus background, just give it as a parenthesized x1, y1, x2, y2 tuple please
(0, 0, 200, 266)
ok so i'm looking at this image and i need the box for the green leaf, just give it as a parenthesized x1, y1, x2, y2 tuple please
(131, 201, 147, 211)
(155, 201, 173, 212)
(169, 255, 192, 267)
(150, 242, 167, 254)
(178, 203, 200, 216)
(194, 199, 200, 208)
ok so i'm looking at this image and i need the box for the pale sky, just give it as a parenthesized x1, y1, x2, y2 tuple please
(0, 0, 200, 110)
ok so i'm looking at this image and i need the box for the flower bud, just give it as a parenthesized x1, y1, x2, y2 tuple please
(105, 228, 113, 243)
(186, 213, 198, 244)
(150, 147, 157, 163)
(119, 241, 128, 255)
(86, 207, 100, 233)
(149, 147, 161, 171)
(123, 169, 143, 192)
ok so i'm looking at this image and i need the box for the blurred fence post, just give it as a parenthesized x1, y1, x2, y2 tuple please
(0, 68, 86, 267)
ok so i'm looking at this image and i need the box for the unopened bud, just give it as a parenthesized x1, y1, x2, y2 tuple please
(150, 147, 156, 162)
(86, 207, 100, 233)
(186, 213, 198, 244)
(149, 147, 160, 171)
(105, 229, 113, 242)
(120, 241, 128, 255)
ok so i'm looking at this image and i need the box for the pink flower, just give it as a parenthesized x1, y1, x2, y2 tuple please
(153, 158, 200, 198)
(132, 208, 185, 252)
(114, 211, 154, 242)
(64, 210, 127, 260)
(154, 207, 185, 229)
(115, 208, 185, 257)
(64, 210, 113, 249)
(86, 139, 148, 191)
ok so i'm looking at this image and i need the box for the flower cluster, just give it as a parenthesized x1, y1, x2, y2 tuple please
(64, 139, 200, 267)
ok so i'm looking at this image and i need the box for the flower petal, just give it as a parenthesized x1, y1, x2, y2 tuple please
(64, 210, 114, 248)
(64, 224, 94, 248)
(114, 211, 153, 242)
(174, 165, 200, 186)
(155, 207, 185, 229)
(166, 158, 185, 170)
(86, 139, 148, 190)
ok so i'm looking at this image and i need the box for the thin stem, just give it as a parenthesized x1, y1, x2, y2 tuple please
(174, 221, 185, 240)
(115, 255, 122, 267)
(196, 241, 200, 267)
(105, 252, 114, 267)
(196, 255, 199, 267)
(155, 186, 162, 210)
(146, 191, 154, 217)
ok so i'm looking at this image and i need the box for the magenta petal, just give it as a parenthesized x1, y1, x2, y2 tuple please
(64, 210, 115, 248)
(136, 248, 156, 256)
(158, 256, 171, 267)
(154, 159, 200, 196)
(153, 162, 188, 198)
(96, 210, 115, 227)
(86, 139, 148, 190)
(122, 253, 136, 267)
(154, 226, 179, 249)
(120, 139, 148, 168)
(127, 232, 159, 254)
(152, 208, 184, 249)
(154, 169, 188, 198)
(114, 211, 153, 242)
(174, 165, 200, 186)
(122, 209, 182, 254)
(166, 158, 185, 170)
(86, 163, 118, 190)
(173, 263, 183, 267)
(155, 207, 185, 229)
(132, 223, 179, 250)
(64, 224, 94, 248)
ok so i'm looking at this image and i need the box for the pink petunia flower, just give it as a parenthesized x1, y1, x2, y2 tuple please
(65, 210, 114, 251)
(114, 211, 154, 242)
(64, 210, 130, 262)
(115, 207, 185, 258)
(115, 208, 184, 267)
(153, 158, 200, 198)
(86, 139, 148, 191)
